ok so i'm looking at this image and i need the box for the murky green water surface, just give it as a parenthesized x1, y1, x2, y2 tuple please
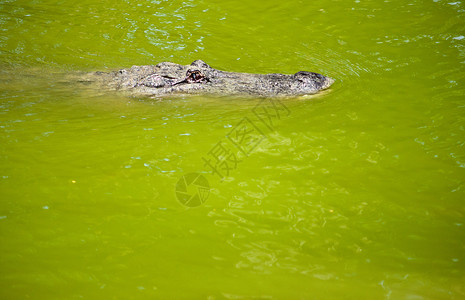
(1, 0, 465, 298)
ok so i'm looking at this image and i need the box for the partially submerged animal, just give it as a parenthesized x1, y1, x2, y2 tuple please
(80, 60, 334, 98)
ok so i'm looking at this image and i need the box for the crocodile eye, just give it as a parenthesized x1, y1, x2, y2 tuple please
(186, 70, 205, 83)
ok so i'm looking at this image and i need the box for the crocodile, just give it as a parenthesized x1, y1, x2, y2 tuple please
(80, 59, 334, 98)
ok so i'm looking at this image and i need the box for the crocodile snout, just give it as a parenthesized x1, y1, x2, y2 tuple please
(322, 76, 335, 89)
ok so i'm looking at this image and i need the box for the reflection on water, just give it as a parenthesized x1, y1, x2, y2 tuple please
(0, 0, 207, 66)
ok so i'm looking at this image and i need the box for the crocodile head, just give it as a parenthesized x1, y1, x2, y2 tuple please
(110, 60, 334, 97)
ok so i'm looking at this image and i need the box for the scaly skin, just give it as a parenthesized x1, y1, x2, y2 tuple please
(80, 60, 334, 98)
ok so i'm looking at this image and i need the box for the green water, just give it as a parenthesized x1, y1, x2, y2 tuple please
(1, 0, 464, 298)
